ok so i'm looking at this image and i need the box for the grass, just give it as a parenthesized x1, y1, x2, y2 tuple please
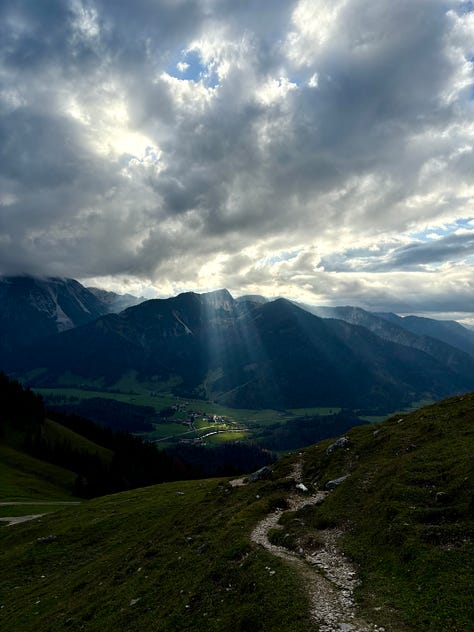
(37, 385, 425, 444)
(203, 431, 249, 445)
(37, 387, 178, 411)
(0, 505, 78, 518)
(0, 478, 314, 632)
(42, 419, 113, 462)
(140, 422, 195, 442)
(0, 445, 77, 502)
(36, 385, 296, 422)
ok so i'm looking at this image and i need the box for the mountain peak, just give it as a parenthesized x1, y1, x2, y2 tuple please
(199, 288, 235, 311)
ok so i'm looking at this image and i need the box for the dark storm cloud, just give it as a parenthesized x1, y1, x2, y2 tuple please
(319, 231, 474, 272)
(387, 232, 474, 269)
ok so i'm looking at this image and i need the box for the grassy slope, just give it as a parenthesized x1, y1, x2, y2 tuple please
(0, 477, 312, 632)
(0, 416, 113, 503)
(0, 444, 76, 501)
(0, 394, 472, 631)
(42, 419, 113, 463)
(292, 393, 473, 631)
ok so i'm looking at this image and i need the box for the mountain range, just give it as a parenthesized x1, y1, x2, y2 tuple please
(0, 276, 142, 360)
(3, 276, 474, 412)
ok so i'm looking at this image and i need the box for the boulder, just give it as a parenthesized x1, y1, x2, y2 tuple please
(325, 475, 349, 490)
(326, 436, 349, 455)
(248, 466, 272, 483)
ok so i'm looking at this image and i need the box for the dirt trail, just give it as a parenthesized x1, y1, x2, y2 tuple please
(249, 459, 385, 632)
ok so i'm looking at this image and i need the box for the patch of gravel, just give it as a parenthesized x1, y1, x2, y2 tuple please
(228, 477, 246, 487)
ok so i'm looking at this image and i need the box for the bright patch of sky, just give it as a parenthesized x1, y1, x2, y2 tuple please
(410, 217, 474, 242)
(256, 251, 300, 269)
(168, 49, 218, 87)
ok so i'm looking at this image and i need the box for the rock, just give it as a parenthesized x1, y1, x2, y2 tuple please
(326, 436, 349, 455)
(325, 475, 349, 490)
(36, 535, 57, 544)
(296, 483, 308, 492)
(248, 466, 272, 483)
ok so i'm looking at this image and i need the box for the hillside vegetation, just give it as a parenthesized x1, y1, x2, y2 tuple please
(0, 444, 76, 502)
(0, 393, 472, 631)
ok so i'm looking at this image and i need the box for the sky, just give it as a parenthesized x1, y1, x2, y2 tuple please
(1, 1, 474, 320)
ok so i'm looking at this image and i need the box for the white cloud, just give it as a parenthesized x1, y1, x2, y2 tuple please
(1, 0, 474, 317)
(255, 76, 298, 106)
(286, 0, 347, 65)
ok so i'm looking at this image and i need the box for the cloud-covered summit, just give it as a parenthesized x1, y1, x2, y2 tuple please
(1, 0, 474, 318)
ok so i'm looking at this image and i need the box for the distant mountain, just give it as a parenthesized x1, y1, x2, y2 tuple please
(12, 290, 474, 412)
(375, 312, 474, 358)
(0, 276, 151, 367)
(299, 304, 474, 374)
(87, 287, 146, 313)
(0, 276, 110, 361)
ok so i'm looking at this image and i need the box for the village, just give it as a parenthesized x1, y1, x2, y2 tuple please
(153, 400, 246, 446)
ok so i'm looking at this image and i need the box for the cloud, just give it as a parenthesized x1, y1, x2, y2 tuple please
(1, 0, 474, 316)
(319, 230, 474, 272)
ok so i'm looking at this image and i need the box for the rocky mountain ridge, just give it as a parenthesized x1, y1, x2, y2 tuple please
(7, 287, 474, 412)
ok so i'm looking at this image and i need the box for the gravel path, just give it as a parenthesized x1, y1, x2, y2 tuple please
(249, 460, 386, 632)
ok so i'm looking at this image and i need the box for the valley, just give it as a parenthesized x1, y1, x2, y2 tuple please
(35, 383, 384, 453)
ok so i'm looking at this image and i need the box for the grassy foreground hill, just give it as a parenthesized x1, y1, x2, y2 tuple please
(0, 444, 77, 502)
(0, 394, 472, 631)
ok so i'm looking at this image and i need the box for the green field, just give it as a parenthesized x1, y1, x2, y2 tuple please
(202, 430, 249, 445)
(36, 386, 292, 446)
(38, 385, 292, 422)
(36, 386, 411, 423)
(36, 385, 432, 456)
